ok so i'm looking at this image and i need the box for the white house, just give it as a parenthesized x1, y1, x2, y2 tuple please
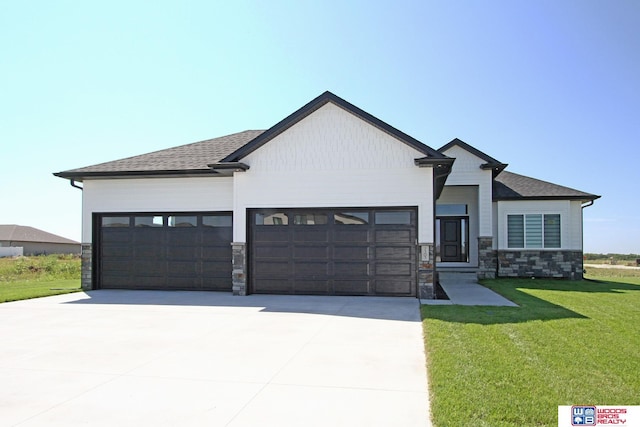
(54, 92, 599, 298)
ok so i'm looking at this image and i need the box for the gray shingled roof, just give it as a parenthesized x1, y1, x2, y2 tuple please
(0, 225, 79, 244)
(55, 92, 452, 180)
(494, 171, 599, 201)
(56, 130, 264, 178)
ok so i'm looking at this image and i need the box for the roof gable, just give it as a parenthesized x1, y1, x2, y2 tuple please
(438, 138, 507, 176)
(222, 91, 446, 162)
(55, 92, 446, 180)
(238, 102, 436, 173)
(493, 171, 600, 201)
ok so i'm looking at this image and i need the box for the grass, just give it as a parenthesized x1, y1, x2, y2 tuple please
(422, 274, 640, 427)
(0, 279, 81, 303)
(0, 255, 81, 303)
(584, 265, 640, 278)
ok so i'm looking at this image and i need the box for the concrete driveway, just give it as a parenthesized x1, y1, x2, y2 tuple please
(0, 291, 430, 426)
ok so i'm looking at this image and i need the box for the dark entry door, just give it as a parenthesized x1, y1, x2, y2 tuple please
(440, 218, 464, 262)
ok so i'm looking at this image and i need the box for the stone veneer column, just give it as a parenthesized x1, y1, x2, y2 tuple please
(418, 243, 435, 299)
(231, 242, 247, 296)
(81, 243, 92, 291)
(477, 236, 497, 279)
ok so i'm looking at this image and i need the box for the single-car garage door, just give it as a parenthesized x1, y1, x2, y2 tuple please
(249, 208, 416, 296)
(97, 212, 232, 290)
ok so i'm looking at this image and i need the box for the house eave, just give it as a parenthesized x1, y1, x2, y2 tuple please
(53, 169, 220, 181)
(493, 195, 601, 202)
(414, 157, 455, 199)
(207, 162, 250, 172)
(480, 162, 508, 177)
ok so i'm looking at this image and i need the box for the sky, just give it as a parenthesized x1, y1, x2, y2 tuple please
(1, 0, 638, 253)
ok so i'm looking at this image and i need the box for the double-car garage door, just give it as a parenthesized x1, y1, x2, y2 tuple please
(98, 213, 233, 290)
(250, 208, 417, 296)
(97, 208, 417, 296)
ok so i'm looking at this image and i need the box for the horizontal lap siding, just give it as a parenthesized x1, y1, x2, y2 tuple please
(234, 103, 434, 244)
(83, 178, 233, 243)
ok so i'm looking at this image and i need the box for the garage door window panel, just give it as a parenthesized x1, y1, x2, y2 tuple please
(168, 216, 197, 227)
(256, 212, 288, 225)
(375, 211, 411, 225)
(102, 216, 131, 227)
(334, 212, 369, 225)
(203, 215, 232, 227)
(293, 213, 328, 225)
(135, 216, 164, 227)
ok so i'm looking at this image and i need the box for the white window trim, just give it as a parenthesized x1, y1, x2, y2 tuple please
(506, 213, 562, 250)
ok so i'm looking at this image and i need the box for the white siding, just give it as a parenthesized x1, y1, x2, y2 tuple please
(492, 202, 499, 249)
(496, 199, 582, 250)
(569, 200, 583, 249)
(82, 177, 233, 242)
(233, 102, 434, 242)
(440, 145, 493, 236)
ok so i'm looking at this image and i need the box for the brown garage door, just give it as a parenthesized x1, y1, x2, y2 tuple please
(97, 213, 232, 290)
(249, 208, 416, 296)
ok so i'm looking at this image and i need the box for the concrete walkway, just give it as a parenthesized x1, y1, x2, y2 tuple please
(422, 272, 518, 306)
(0, 291, 431, 427)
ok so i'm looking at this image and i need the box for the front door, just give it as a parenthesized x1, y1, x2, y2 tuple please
(439, 218, 465, 262)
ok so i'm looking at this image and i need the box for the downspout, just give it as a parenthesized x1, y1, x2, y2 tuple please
(70, 179, 83, 190)
(432, 166, 437, 299)
(580, 200, 595, 276)
(495, 203, 499, 278)
(432, 165, 452, 296)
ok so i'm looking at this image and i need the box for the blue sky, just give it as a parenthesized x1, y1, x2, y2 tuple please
(1, 1, 638, 253)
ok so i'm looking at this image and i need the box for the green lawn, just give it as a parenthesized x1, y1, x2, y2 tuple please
(422, 276, 640, 427)
(0, 255, 82, 303)
(0, 279, 81, 303)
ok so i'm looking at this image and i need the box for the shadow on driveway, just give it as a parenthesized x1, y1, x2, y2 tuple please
(64, 290, 422, 322)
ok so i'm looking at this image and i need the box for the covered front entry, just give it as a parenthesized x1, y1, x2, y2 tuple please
(249, 208, 417, 296)
(437, 217, 468, 262)
(96, 212, 233, 290)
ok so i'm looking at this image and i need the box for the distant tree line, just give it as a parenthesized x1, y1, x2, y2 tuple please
(584, 253, 640, 261)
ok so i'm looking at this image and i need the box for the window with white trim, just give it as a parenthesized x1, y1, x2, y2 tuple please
(507, 214, 560, 248)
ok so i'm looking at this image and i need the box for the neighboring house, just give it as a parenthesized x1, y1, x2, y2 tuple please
(54, 91, 599, 298)
(0, 225, 81, 256)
